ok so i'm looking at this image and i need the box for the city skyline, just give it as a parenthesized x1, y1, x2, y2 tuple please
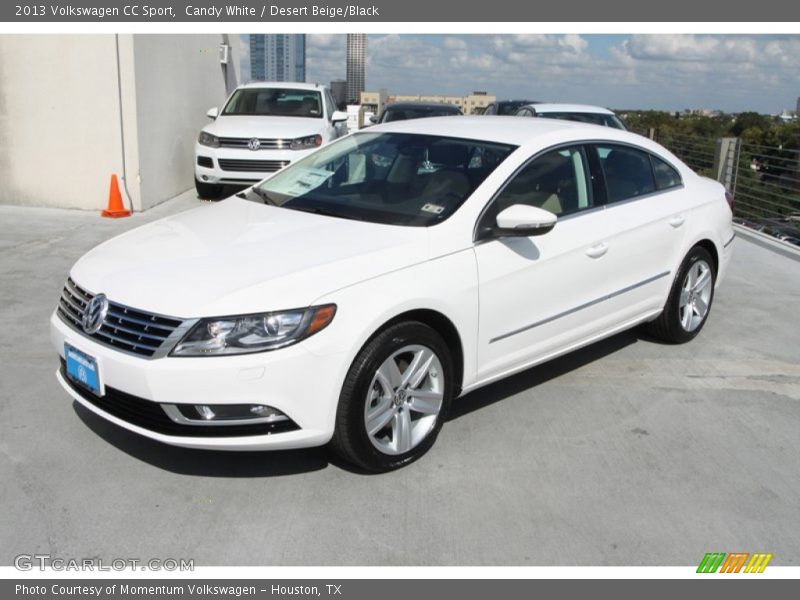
(304, 34, 799, 114)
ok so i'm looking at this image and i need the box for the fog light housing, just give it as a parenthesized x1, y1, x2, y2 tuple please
(161, 403, 289, 425)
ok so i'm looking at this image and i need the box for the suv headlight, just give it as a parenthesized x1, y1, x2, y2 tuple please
(172, 305, 336, 356)
(290, 134, 322, 150)
(198, 131, 220, 148)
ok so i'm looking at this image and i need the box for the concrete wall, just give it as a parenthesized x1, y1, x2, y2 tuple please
(0, 34, 236, 212)
(0, 35, 126, 209)
(132, 35, 230, 210)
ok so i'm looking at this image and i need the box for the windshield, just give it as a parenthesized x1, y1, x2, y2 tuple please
(537, 112, 627, 130)
(222, 88, 323, 118)
(380, 107, 459, 123)
(250, 132, 516, 226)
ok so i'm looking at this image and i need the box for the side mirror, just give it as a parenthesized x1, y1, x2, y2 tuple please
(331, 110, 348, 123)
(493, 204, 557, 237)
(206, 107, 219, 119)
(369, 115, 378, 124)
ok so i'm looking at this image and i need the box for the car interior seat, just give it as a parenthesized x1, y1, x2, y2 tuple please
(603, 149, 655, 201)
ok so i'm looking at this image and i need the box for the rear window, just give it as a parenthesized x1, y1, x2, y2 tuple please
(222, 88, 323, 118)
(596, 144, 657, 203)
(652, 156, 683, 190)
(538, 112, 626, 130)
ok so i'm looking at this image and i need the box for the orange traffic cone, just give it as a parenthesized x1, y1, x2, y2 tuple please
(101, 174, 132, 218)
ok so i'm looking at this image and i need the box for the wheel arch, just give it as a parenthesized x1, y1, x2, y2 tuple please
(690, 238, 719, 275)
(370, 308, 465, 398)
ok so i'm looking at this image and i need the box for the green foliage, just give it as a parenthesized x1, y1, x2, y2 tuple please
(620, 111, 800, 224)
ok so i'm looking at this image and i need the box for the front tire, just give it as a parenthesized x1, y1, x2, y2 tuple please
(645, 246, 716, 343)
(330, 321, 454, 472)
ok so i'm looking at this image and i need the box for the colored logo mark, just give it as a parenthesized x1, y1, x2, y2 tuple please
(697, 552, 773, 573)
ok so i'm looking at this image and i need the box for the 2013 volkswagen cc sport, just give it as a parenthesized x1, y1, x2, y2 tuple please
(52, 117, 734, 471)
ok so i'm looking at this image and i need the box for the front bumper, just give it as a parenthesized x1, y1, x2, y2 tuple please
(51, 311, 343, 450)
(194, 144, 317, 185)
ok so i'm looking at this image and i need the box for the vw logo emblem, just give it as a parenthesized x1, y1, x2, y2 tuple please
(247, 138, 261, 151)
(82, 294, 109, 335)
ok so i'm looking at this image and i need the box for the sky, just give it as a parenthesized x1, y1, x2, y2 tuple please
(288, 34, 800, 114)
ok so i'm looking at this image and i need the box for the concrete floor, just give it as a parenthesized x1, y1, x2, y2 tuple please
(1, 192, 798, 566)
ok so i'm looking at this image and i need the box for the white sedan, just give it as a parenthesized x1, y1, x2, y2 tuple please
(51, 117, 734, 471)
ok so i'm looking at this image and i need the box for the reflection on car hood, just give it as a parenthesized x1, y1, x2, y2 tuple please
(205, 115, 326, 140)
(71, 198, 430, 318)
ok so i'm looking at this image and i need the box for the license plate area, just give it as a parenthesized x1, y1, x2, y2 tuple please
(64, 343, 102, 396)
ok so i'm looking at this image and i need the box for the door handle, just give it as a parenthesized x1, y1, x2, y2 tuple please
(585, 242, 608, 259)
(669, 215, 686, 228)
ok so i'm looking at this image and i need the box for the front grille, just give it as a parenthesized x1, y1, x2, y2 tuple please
(57, 278, 185, 358)
(61, 360, 300, 438)
(218, 159, 290, 173)
(218, 137, 290, 150)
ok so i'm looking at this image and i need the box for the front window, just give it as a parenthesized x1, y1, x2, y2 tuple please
(250, 132, 516, 226)
(222, 88, 323, 119)
(492, 146, 592, 218)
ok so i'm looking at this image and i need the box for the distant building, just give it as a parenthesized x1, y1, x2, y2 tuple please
(329, 79, 347, 110)
(360, 90, 496, 115)
(346, 34, 366, 104)
(248, 34, 305, 82)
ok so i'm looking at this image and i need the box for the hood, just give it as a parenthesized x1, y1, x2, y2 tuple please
(71, 198, 430, 318)
(205, 115, 327, 139)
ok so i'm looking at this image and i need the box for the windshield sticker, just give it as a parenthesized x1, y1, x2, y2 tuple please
(269, 167, 333, 197)
(421, 203, 445, 214)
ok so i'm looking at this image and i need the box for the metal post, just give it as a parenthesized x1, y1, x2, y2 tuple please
(713, 137, 740, 191)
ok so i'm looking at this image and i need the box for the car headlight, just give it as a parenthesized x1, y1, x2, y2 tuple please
(198, 131, 220, 148)
(172, 304, 336, 356)
(290, 134, 322, 150)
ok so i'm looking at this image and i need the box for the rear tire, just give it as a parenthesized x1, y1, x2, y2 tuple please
(195, 178, 223, 200)
(645, 246, 716, 344)
(330, 321, 454, 472)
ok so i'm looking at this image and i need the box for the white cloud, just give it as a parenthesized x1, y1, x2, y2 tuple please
(301, 34, 800, 113)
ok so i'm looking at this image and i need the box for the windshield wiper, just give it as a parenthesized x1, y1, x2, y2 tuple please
(249, 187, 278, 205)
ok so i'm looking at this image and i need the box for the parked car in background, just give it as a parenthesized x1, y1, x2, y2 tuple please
(515, 103, 627, 130)
(370, 102, 462, 125)
(482, 100, 538, 116)
(194, 82, 348, 198)
(53, 117, 733, 471)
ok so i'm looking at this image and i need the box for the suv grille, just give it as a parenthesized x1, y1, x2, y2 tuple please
(218, 137, 289, 150)
(57, 278, 185, 358)
(218, 159, 290, 173)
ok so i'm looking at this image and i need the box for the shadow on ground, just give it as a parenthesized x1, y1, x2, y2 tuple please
(73, 327, 645, 478)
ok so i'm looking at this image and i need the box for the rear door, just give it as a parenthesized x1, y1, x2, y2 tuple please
(474, 144, 626, 381)
(587, 143, 692, 323)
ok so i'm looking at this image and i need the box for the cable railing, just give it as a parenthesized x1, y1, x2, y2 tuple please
(651, 131, 800, 247)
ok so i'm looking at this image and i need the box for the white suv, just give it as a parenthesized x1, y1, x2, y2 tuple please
(194, 82, 348, 198)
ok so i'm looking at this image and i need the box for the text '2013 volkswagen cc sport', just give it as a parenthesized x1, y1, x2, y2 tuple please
(52, 117, 734, 471)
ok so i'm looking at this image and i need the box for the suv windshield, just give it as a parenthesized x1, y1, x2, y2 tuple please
(250, 132, 516, 226)
(222, 88, 323, 118)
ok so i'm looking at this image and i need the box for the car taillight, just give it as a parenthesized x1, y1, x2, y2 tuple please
(725, 190, 734, 212)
